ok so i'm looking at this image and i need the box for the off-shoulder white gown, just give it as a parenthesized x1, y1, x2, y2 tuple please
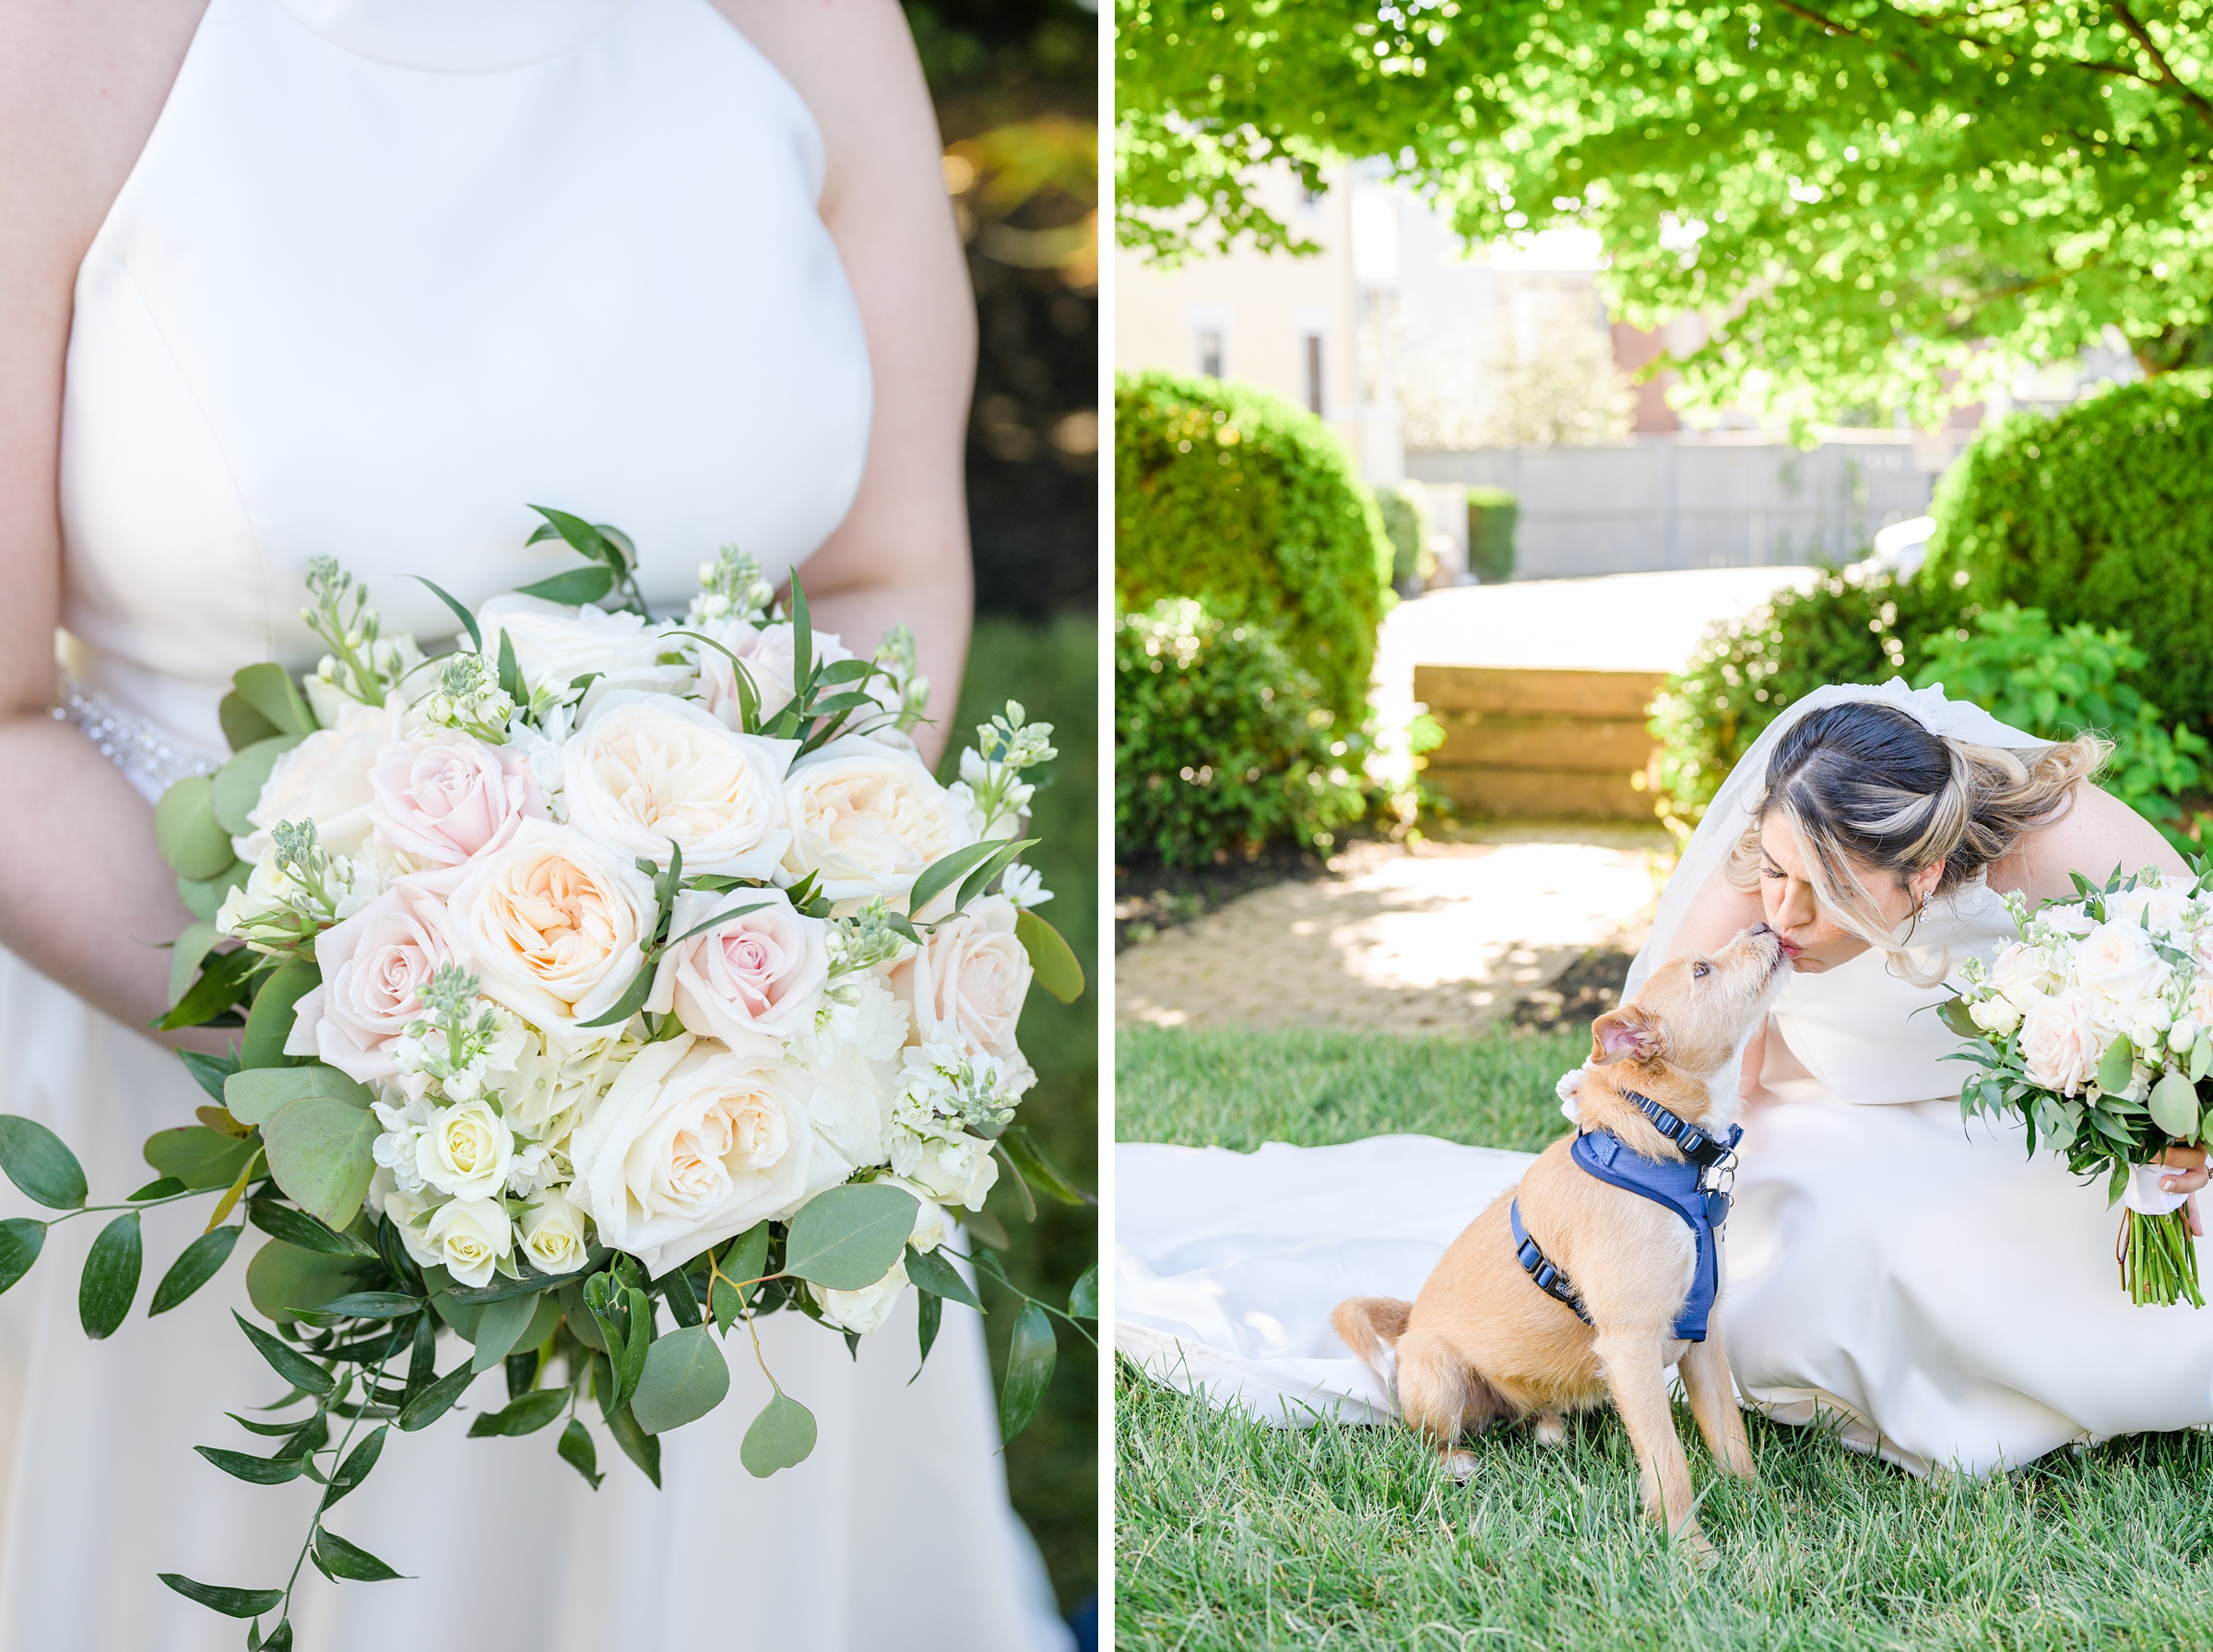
(0, 2, 1068, 1646)
(1117, 885, 2213, 1473)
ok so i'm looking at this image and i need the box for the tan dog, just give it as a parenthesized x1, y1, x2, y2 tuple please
(1333, 925, 1788, 1542)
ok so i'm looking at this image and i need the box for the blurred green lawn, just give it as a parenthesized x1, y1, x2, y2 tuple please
(939, 613, 1097, 1610)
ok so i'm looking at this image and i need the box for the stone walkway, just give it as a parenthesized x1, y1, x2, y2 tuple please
(1116, 829, 1675, 1035)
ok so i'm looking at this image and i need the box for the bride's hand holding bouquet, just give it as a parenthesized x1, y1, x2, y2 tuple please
(0, 513, 1091, 1646)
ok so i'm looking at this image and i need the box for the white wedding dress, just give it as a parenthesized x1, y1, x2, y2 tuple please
(0, 2, 1069, 1646)
(1118, 688, 2213, 1477)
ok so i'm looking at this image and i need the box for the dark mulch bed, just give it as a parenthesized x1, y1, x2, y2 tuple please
(1114, 845, 1340, 951)
(1509, 946, 1636, 1032)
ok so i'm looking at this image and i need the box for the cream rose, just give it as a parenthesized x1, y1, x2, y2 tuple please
(519, 1188, 591, 1276)
(2076, 920, 2171, 1032)
(238, 697, 404, 860)
(366, 734, 545, 868)
(2018, 988, 2103, 1096)
(645, 889, 828, 1054)
(446, 820, 657, 1035)
(809, 1256, 909, 1335)
(424, 1197, 513, 1289)
(783, 736, 972, 903)
(566, 1035, 830, 1274)
(1968, 994, 2022, 1037)
(290, 878, 465, 1081)
(889, 893, 1033, 1063)
(474, 594, 673, 688)
(1990, 944, 2058, 1012)
(416, 1098, 514, 1201)
(561, 694, 797, 877)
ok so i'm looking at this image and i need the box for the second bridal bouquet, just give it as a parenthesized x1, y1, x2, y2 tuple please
(0, 510, 1089, 1646)
(1945, 863, 2209, 1307)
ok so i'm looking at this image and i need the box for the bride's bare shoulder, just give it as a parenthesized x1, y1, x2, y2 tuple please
(1991, 783, 2188, 903)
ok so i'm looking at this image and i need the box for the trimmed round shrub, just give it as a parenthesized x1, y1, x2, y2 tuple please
(1114, 371, 1391, 727)
(1921, 372, 2213, 731)
(1647, 566, 1959, 828)
(1116, 598, 1366, 867)
(1467, 486, 1518, 584)
(1375, 486, 1430, 595)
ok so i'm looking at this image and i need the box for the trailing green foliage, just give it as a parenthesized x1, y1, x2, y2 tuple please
(1114, 370, 1390, 728)
(1117, 598, 1367, 867)
(1922, 374, 2213, 732)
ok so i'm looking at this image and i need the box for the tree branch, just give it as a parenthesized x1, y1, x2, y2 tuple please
(2109, 0, 2213, 132)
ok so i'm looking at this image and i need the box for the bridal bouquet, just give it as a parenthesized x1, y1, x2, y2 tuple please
(1945, 864, 2209, 1307)
(0, 509, 1091, 1647)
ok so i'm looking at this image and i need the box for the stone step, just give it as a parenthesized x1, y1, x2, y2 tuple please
(1413, 666, 1666, 720)
(1431, 714, 1654, 773)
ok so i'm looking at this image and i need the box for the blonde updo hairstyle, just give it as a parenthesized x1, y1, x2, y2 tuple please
(1723, 702, 2107, 985)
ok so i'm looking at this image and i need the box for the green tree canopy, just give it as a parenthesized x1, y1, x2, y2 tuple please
(1118, 0, 2213, 427)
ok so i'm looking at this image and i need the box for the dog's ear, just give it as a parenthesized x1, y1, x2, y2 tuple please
(1592, 1006, 1663, 1066)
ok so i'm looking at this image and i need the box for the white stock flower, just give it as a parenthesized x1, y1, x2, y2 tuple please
(1000, 864, 1052, 909)
(424, 1197, 514, 1289)
(519, 1188, 591, 1276)
(1968, 995, 2022, 1037)
(809, 1254, 909, 1334)
(890, 1132, 999, 1211)
(561, 694, 798, 877)
(782, 737, 973, 903)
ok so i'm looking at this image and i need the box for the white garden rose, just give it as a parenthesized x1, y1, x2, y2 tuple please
(237, 697, 405, 861)
(445, 820, 657, 1035)
(424, 1197, 513, 1289)
(2107, 879, 2190, 938)
(2075, 920, 2172, 1033)
(645, 888, 828, 1053)
(881, 1175, 953, 1252)
(2018, 987, 2103, 1096)
(562, 694, 797, 877)
(290, 878, 465, 1082)
(809, 1255, 909, 1335)
(416, 1098, 514, 1201)
(566, 1034, 830, 1274)
(1990, 944, 2059, 1012)
(1968, 994, 2023, 1037)
(474, 594, 673, 688)
(518, 1188, 590, 1276)
(782, 736, 972, 903)
(889, 893, 1033, 1065)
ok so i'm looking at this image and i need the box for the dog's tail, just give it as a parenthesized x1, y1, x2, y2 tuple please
(1331, 1296, 1413, 1388)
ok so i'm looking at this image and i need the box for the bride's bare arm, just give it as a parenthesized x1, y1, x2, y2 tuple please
(718, 0, 976, 768)
(0, 3, 215, 1039)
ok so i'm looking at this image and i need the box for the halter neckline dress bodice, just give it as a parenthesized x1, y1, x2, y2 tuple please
(5, 4, 1069, 1647)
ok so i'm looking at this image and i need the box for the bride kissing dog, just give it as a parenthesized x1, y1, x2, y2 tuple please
(1332, 926, 1790, 1543)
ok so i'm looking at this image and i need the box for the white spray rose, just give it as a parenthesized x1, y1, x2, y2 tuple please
(809, 1255, 909, 1335)
(415, 1098, 514, 1201)
(1969, 994, 2023, 1037)
(424, 1197, 514, 1289)
(518, 1188, 591, 1276)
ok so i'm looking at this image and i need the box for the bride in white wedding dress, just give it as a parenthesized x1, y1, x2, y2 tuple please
(0, 1, 1070, 1646)
(1117, 678, 2213, 1480)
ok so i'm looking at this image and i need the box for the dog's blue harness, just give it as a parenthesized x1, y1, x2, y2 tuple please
(1509, 1092, 1742, 1342)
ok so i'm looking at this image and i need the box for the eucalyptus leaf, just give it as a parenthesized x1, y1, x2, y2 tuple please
(781, 1184, 918, 1289)
(239, 957, 321, 1069)
(158, 1575, 283, 1619)
(0, 1115, 88, 1210)
(0, 1218, 44, 1296)
(244, 1239, 378, 1325)
(231, 662, 316, 738)
(1935, 996, 1981, 1040)
(78, 1210, 141, 1339)
(169, 920, 221, 1008)
(145, 1125, 259, 1192)
(153, 775, 237, 880)
(158, 945, 260, 1032)
(2151, 1069, 2202, 1139)
(999, 1299, 1056, 1443)
(740, 1390, 818, 1478)
(177, 861, 250, 923)
(219, 689, 284, 751)
(558, 1418, 604, 1490)
(2097, 1037, 2136, 1096)
(149, 1224, 243, 1316)
(630, 1324, 730, 1434)
(261, 1095, 381, 1231)
(1014, 909, 1085, 1003)
(224, 1064, 373, 1128)
(211, 737, 304, 838)
(2194, 1032, 2211, 1085)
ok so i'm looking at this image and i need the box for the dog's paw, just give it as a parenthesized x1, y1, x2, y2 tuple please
(1440, 1448, 1479, 1483)
(1531, 1413, 1566, 1447)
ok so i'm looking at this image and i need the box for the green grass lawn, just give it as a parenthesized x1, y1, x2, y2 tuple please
(1116, 1024, 2213, 1650)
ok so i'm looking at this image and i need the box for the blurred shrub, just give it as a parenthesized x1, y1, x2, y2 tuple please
(1467, 486, 1518, 584)
(1116, 597, 1367, 867)
(1114, 371, 1391, 729)
(1921, 372, 2213, 730)
(1375, 486, 1431, 596)
(1912, 606, 2210, 849)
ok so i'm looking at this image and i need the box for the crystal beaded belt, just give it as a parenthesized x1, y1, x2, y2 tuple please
(53, 678, 223, 790)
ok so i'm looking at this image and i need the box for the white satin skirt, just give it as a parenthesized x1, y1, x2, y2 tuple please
(1117, 1106, 2213, 1476)
(0, 954, 1072, 1651)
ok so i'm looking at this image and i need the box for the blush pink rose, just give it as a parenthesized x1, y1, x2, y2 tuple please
(2018, 987, 2103, 1097)
(365, 735, 546, 868)
(645, 889, 828, 1053)
(288, 879, 465, 1082)
(888, 893, 1034, 1068)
